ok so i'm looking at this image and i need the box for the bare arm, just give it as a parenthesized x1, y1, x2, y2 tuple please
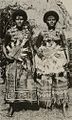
(60, 32, 69, 63)
(3, 44, 14, 60)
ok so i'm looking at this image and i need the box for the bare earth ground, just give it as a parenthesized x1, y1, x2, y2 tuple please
(0, 83, 72, 120)
(0, 0, 72, 119)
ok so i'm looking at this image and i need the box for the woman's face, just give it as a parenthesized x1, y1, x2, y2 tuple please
(46, 16, 57, 28)
(15, 15, 24, 28)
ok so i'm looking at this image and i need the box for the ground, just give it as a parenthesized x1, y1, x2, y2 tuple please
(0, 83, 72, 120)
(0, 0, 72, 120)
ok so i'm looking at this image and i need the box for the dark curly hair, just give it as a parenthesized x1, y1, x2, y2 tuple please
(43, 11, 59, 23)
(12, 9, 27, 22)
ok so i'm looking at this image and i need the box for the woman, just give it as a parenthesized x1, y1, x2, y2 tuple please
(3, 9, 37, 116)
(34, 11, 69, 111)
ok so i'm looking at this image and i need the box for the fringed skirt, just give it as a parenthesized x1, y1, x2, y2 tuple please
(5, 60, 37, 103)
(35, 50, 69, 108)
(36, 74, 53, 108)
(52, 73, 69, 107)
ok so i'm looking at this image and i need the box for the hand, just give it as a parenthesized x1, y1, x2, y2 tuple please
(6, 55, 14, 61)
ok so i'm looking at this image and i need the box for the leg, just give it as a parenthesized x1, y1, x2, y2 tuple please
(8, 103, 14, 117)
(62, 102, 67, 117)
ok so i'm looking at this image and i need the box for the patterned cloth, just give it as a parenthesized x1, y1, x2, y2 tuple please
(35, 29, 69, 107)
(5, 24, 37, 103)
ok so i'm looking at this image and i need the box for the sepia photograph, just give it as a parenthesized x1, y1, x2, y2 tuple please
(0, 0, 72, 119)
